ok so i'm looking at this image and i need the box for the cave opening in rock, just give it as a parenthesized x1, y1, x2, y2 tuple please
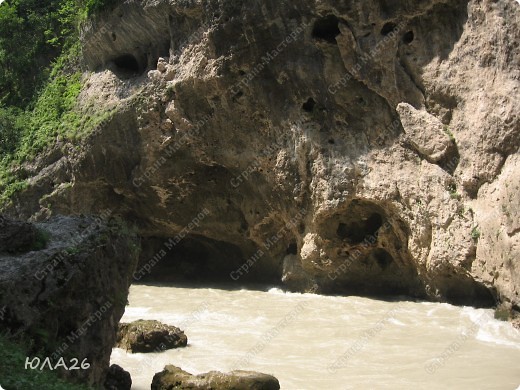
(354, 248, 421, 296)
(380, 22, 397, 36)
(136, 235, 280, 285)
(326, 247, 426, 298)
(373, 248, 393, 270)
(402, 31, 415, 44)
(286, 242, 297, 255)
(434, 274, 497, 308)
(113, 54, 141, 74)
(336, 212, 383, 244)
(312, 15, 341, 44)
(302, 97, 316, 112)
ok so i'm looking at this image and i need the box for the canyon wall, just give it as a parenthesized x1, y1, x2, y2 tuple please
(6, 0, 519, 309)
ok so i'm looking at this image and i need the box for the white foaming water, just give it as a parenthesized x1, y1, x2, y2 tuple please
(112, 285, 520, 390)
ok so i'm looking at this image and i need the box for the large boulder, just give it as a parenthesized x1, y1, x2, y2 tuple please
(116, 319, 187, 353)
(104, 364, 132, 390)
(151, 365, 280, 390)
(0, 215, 139, 386)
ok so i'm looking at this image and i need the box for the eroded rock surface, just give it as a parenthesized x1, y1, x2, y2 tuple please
(0, 215, 40, 254)
(116, 319, 187, 353)
(4, 0, 519, 309)
(396, 103, 455, 164)
(151, 365, 280, 390)
(0, 215, 139, 386)
(104, 364, 132, 390)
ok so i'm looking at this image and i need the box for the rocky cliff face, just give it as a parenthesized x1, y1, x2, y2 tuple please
(5, 0, 519, 309)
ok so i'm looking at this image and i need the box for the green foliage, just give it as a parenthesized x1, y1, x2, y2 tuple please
(443, 125, 455, 142)
(471, 226, 481, 241)
(65, 246, 81, 255)
(0, 0, 119, 207)
(0, 0, 80, 108)
(0, 43, 83, 206)
(82, 0, 119, 16)
(0, 0, 85, 206)
(0, 107, 24, 155)
(33, 228, 51, 251)
(0, 333, 92, 390)
(0, 177, 28, 207)
(15, 45, 82, 161)
(447, 183, 461, 200)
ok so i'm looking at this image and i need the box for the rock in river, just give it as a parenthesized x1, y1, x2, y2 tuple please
(104, 364, 132, 390)
(151, 365, 280, 390)
(116, 319, 187, 353)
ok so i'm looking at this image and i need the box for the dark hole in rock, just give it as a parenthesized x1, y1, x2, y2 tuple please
(336, 223, 347, 238)
(328, 139, 335, 144)
(373, 248, 393, 270)
(381, 22, 397, 36)
(402, 31, 414, 44)
(286, 242, 297, 255)
(336, 213, 383, 244)
(111, 32, 117, 41)
(437, 275, 496, 308)
(137, 236, 280, 284)
(324, 246, 426, 299)
(366, 213, 383, 236)
(312, 15, 341, 44)
(302, 97, 316, 112)
(113, 54, 140, 74)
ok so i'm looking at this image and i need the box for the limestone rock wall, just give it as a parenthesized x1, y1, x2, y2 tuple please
(5, 0, 519, 308)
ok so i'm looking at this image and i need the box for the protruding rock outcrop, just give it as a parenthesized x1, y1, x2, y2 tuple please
(151, 365, 280, 390)
(0, 215, 139, 386)
(397, 102, 455, 164)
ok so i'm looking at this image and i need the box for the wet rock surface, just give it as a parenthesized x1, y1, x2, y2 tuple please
(104, 364, 132, 390)
(116, 319, 187, 353)
(151, 365, 280, 390)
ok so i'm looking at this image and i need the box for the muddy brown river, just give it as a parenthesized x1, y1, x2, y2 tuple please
(111, 285, 520, 389)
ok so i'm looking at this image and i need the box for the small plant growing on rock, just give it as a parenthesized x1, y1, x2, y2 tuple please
(471, 226, 481, 241)
(165, 85, 175, 100)
(32, 229, 51, 251)
(494, 307, 510, 321)
(448, 183, 461, 200)
(443, 125, 455, 142)
(65, 246, 80, 255)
